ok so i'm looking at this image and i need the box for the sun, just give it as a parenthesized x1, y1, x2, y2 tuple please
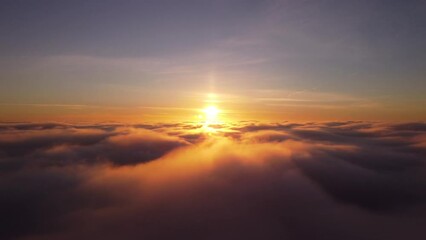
(199, 106, 221, 133)
(203, 106, 220, 122)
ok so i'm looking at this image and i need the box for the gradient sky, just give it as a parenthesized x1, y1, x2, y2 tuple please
(0, 0, 425, 122)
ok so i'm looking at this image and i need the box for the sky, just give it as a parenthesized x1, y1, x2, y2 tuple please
(0, 0, 425, 122)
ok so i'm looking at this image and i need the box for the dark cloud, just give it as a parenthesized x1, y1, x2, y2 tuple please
(0, 121, 426, 240)
(391, 122, 426, 132)
(0, 125, 190, 169)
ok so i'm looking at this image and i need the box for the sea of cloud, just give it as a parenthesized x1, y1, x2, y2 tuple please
(1, 121, 425, 240)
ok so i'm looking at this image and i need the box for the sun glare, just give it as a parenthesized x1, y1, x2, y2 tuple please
(203, 106, 220, 122)
(200, 106, 221, 133)
(198, 93, 224, 132)
(200, 105, 222, 132)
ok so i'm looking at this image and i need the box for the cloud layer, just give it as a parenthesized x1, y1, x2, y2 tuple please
(1, 121, 426, 240)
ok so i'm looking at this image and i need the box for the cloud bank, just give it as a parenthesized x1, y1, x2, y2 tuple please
(0, 121, 426, 240)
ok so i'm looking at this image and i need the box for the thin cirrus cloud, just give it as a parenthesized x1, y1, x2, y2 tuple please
(0, 121, 426, 240)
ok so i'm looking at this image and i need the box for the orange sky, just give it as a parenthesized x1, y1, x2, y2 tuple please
(1, 90, 424, 123)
